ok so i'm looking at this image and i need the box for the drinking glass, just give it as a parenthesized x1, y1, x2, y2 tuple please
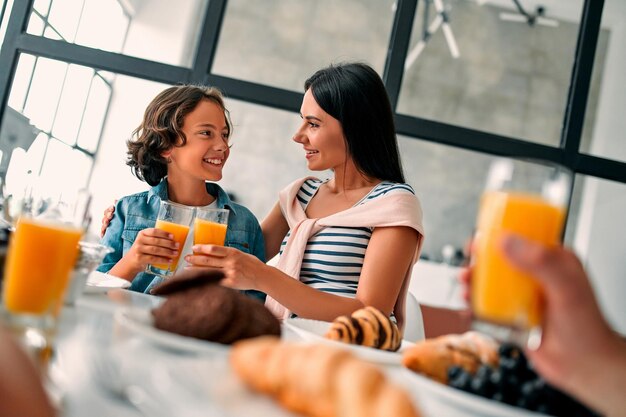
(145, 200, 194, 278)
(64, 242, 114, 306)
(193, 207, 229, 249)
(471, 158, 572, 348)
(1, 191, 90, 363)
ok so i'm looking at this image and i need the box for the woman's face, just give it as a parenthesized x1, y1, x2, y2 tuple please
(164, 99, 230, 182)
(292, 89, 347, 171)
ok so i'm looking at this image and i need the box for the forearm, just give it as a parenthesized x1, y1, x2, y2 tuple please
(108, 257, 143, 281)
(571, 338, 626, 417)
(257, 266, 365, 321)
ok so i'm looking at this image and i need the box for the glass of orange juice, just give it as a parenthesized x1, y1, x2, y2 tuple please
(1, 191, 88, 361)
(471, 158, 572, 348)
(145, 200, 194, 278)
(193, 207, 229, 249)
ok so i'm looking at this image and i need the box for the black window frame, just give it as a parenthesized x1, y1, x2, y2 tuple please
(0, 0, 621, 190)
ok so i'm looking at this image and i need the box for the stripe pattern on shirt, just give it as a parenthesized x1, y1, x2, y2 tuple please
(279, 178, 416, 299)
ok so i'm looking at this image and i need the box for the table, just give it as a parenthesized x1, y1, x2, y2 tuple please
(48, 289, 523, 417)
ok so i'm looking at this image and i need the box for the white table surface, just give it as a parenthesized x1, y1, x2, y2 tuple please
(48, 288, 535, 417)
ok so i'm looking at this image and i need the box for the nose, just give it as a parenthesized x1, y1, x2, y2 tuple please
(292, 124, 306, 143)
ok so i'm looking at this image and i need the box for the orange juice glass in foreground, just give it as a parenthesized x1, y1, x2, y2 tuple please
(3, 217, 82, 315)
(471, 158, 571, 348)
(194, 207, 229, 249)
(145, 200, 194, 278)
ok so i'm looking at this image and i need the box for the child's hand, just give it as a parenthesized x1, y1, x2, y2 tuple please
(100, 201, 117, 238)
(122, 228, 180, 274)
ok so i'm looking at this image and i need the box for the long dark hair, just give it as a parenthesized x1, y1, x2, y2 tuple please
(304, 62, 405, 183)
(126, 85, 232, 186)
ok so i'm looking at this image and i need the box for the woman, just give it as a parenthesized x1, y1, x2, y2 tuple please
(186, 63, 424, 330)
(98, 85, 265, 297)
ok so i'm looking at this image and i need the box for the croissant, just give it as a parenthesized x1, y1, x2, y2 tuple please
(231, 337, 422, 417)
(402, 331, 499, 383)
(325, 306, 402, 352)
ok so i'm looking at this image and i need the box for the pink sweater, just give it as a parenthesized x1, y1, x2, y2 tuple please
(265, 177, 425, 331)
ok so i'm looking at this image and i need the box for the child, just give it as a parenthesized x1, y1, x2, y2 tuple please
(98, 85, 265, 298)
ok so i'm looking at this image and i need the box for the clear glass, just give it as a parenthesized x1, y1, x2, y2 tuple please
(1, 189, 89, 365)
(397, 0, 587, 147)
(52, 64, 94, 146)
(76, 75, 111, 153)
(145, 200, 194, 278)
(7, 54, 36, 112)
(213, 0, 396, 91)
(581, 0, 626, 163)
(471, 158, 572, 348)
(64, 242, 114, 306)
(27, 0, 208, 67)
(193, 207, 229, 246)
(22, 57, 67, 132)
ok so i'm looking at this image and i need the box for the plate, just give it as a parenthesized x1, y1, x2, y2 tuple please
(282, 318, 414, 366)
(114, 308, 229, 356)
(85, 271, 131, 292)
(388, 367, 549, 417)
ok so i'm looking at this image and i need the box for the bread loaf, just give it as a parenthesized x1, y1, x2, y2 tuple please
(231, 337, 421, 417)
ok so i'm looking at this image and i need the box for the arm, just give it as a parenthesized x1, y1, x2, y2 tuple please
(187, 226, 419, 321)
(500, 234, 626, 417)
(260, 201, 290, 261)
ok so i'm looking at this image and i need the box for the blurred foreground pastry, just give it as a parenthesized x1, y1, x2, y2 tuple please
(325, 306, 402, 352)
(402, 331, 498, 383)
(151, 269, 280, 344)
(231, 337, 422, 417)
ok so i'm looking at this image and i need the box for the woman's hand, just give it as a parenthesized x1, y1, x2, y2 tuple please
(184, 245, 267, 291)
(100, 201, 116, 238)
(112, 228, 179, 278)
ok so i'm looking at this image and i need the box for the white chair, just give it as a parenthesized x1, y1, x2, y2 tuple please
(403, 290, 425, 343)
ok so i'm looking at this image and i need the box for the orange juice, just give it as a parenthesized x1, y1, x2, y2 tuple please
(152, 219, 189, 270)
(3, 217, 82, 315)
(472, 191, 565, 329)
(193, 218, 228, 247)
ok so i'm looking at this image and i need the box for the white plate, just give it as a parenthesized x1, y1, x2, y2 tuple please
(85, 271, 131, 292)
(282, 318, 414, 366)
(114, 308, 229, 356)
(388, 367, 549, 417)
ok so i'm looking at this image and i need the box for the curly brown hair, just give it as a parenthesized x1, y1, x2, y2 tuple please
(126, 84, 232, 186)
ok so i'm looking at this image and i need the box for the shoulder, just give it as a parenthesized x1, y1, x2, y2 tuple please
(116, 190, 159, 221)
(364, 182, 416, 201)
(227, 202, 261, 228)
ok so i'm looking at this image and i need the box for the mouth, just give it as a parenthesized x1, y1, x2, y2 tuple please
(305, 150, 319, 157)
(203, 158, 224, 166)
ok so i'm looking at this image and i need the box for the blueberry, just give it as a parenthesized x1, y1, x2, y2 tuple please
(448, 370, 472, 392)
(447, 365, 463, 381)
(498, 342, 519, 358)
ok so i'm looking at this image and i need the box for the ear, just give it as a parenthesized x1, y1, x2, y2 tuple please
(161, 149, 172, 159)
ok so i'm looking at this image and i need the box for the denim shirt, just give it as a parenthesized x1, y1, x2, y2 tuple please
(98, 179, 265, 299)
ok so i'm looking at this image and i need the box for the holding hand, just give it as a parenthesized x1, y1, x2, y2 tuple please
(184, 244, 268, 291)
(100, 202, 116, 238)
(115, 228, 180, 277)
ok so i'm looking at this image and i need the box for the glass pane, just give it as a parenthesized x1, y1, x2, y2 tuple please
(29, 0, 208, 67)
(26, 11, 45, 36)
(40, 138, 92, 191)
(568, 175, 626, 334)
(33, 0, 51, 16)
(0, 0, 14, 45)
(397, 0, 589, 147)
(76, 75, 111, 153)
(52, 64, 94, 146)
(213, 0, 396, 91)
(43, 25, 62, 40)
(8, 53, 36, 112)
(23, 57, 67, 132)
(582, 0, 626, 163)
(47, 0, 83, 41)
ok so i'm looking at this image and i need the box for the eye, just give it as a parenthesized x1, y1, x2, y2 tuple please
(308, 122, 319, 128)
(199, 130, 213, 137)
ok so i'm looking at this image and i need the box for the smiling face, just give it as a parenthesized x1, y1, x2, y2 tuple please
(163, 99, 230, 182)
(292, 89, 347, 172)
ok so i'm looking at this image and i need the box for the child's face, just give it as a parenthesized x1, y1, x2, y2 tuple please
(166, 99, 230, 182)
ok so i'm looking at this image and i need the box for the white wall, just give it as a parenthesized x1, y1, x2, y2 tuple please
(574, 0, 626, 334)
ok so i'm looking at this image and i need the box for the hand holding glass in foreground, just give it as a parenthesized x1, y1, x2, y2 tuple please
(463, 234, 626, 417)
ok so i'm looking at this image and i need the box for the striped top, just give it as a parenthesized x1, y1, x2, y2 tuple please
(279, 178, 417, 298)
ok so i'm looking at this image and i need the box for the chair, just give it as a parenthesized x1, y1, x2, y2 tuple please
(403, 291, 425, 343)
